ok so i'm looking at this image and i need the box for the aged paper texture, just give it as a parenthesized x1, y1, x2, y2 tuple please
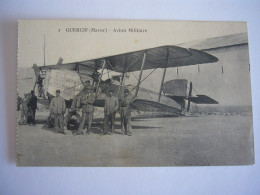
(17, 20, 254, 166)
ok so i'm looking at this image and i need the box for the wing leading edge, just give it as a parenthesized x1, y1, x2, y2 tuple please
(36, 45, 218, 73)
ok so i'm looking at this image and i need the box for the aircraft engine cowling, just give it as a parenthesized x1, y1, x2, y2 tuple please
(43, 69, 92, 100)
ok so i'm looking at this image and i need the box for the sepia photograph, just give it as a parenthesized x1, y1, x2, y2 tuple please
(16, 20, 254, 166)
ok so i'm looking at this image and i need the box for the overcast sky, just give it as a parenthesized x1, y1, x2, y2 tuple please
(18, 20, 247, 67)
(18, 20, 251, 106)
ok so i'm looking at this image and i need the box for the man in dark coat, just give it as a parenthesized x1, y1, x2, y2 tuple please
(29, 90, 38, 125)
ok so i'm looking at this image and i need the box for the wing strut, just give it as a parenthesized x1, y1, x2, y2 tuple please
(187, 81, 192, 111)
(158, 48, 169, 102)
(135, 51, 147, 97)
(117, 56, 128, 97)
(95, 59, 106, 97)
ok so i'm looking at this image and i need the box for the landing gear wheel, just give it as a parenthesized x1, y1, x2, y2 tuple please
(65, 111, 81, 130)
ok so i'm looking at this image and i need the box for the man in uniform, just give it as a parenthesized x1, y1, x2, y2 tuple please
(121, 89, 135, 136)
(28, 90, 37, 125)
(76, 89, 96, 135)
(19, 93, 30, 125)
(37, 75, 45, 98)
(50, 90, 66, 134)
(104, 89, 119, 135)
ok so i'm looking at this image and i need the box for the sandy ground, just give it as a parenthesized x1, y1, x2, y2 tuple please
(16, 112, 254, 166)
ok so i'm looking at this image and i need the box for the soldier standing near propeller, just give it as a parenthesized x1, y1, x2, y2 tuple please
(76, 88, 96, 135)
(103, 89, 119, 135)
(50, 90, 66, 134)
(120, 89, 135, 136)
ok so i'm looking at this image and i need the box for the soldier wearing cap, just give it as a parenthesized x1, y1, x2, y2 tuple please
(104, 89, 119, 135)
(19, 93, 30, 125)
(76, 88, 96, 135)
(121, 88, 135, 136)
(50, 90, 66, 134)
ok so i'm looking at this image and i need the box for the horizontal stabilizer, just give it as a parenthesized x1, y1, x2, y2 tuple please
(186, 95, 218, 104)
(167, 95, 218, 104)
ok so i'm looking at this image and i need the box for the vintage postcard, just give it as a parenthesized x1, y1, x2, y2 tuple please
(17, 20, 254, 166)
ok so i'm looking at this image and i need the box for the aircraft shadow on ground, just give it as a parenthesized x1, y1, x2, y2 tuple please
(37, 117, 162, 135)
(131, 114, 179, 121)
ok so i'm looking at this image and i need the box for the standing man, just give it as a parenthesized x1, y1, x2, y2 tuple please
(29, 90, 38, 125)
(50, 90, 66, 134)
(104, 89, 119, 135)
(121, 89, 135, 136)
(19, 93, 30, 125)
(76, 89, 96, 135)
(17, 93, 22, 111)
(37, 75, 45, 98)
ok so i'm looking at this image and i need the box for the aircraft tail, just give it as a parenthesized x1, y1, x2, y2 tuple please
(162, 79, 218, 111)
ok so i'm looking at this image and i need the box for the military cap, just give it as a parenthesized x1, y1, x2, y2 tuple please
(124, 89, 130, 93)
(56, 90, 61, 93)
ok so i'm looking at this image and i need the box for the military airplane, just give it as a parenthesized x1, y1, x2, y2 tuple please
(32, 45, 219, 127)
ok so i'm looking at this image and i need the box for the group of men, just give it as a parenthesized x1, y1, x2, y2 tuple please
(50, 85, 135, 136)
(103, 89, 134, 136)
(18, 90, 38, 125)
(18, 81, 135, 136)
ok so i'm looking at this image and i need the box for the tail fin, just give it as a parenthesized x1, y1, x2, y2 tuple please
(163, 79, 218, 111)
(163, 79, 188, 109)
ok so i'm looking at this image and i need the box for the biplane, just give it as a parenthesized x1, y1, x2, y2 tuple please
(32, 45, 219, 127)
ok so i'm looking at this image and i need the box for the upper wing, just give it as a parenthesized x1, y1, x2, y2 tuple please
(103, 45, 219, 73)
(38, 61, 97, 73)
(36, 45, 218, 73)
